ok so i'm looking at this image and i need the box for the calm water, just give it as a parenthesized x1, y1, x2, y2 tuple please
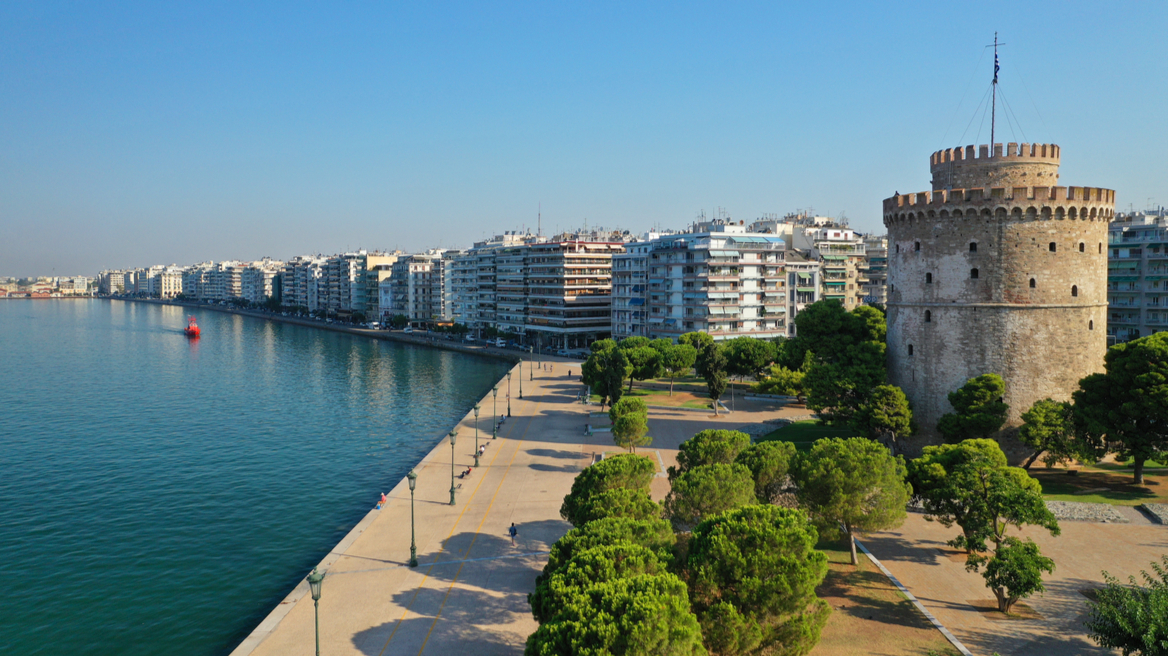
(0, 300, 511, 655)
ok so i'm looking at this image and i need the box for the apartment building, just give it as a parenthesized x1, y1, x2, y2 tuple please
(524, 237, 624, 349)
(1107, 208, 1168, 343)
(784, 252, 822, 335)
(384, 252, 449, 324)
(611, 241, 652, 339)
(364, 253, 399, 320)
(791, 225, 867, 310)
(282, 256, 328, 311)
(860, 235, 889, 305)
(241, 259, 284, 304)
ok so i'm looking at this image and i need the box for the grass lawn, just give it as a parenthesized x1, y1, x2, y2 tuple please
(589, 387, 714, 410)
(1085, 458, 1168, 471)
(812, 540, 960, 656)
(1031, 467, 1168, 506)
(758, 421, 863, 451)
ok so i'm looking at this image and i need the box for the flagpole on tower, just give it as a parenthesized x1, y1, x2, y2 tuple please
(990, 32, 1000, 149)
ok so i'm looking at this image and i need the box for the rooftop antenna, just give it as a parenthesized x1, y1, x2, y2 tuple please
(989, 32, 1006, 148)
(538, 202, 541, 237)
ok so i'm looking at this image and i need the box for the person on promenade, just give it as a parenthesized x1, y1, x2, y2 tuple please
(509, 523, 518, 546)
(479, 444, 486, 458)
(378, 492, 387, 509)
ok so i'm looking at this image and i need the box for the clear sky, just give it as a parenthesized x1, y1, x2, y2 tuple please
(2, 1, 1164, 277)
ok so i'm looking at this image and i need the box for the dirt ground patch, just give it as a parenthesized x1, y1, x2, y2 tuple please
(812, 541, 960, 656)
(966, 599, 1044, 621)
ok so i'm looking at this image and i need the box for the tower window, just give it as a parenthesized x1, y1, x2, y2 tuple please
(925, 310, 932, 322)
(908, 344, 914, 356)
(1029, 278, 1036, 288)
(1049, 242, 1057, 252)
(1099, 243, 1103, 254)
(970, 268, 979, 279)
(1072, 285, 1079, 297)
(1089, 320, 1094, 330)
(896, 244, 900, 253)
(969, 242, 978, 252)
(1079, 242, 1085, 252)
(915, 242, 920, 252)
(925, 272, 933, 284)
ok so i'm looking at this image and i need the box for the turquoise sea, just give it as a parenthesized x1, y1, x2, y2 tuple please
(0, 300, 511, 655)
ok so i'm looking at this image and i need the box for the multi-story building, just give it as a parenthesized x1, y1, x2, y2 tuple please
(282, 256, 328, 311)
(1107, 208, 1168, 343)
(384, 251, 450, 324)
(524, 236, 624, 349)
(364, 253, 399, 320)
(611, 240, 652, 339)
(860, 235, 889, 305)
(784, 252, 822, 335)
(241, 259, 284, 304)
(791, 225, 867, 309)
(158, 268, 184, 299)
(449, 251, 478, 326)
(98, 270, 128, 294)
(181, 264, 212, 299)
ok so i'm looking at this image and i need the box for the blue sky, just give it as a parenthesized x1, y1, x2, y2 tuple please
(2, 1, 1164, 276)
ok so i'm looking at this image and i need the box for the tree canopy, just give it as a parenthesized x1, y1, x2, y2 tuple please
(524, 573, 707, 656)
(561, 454, 657, 527)
(582, 343, 630, 410)
(695, 342, 728, 414)
(1018, 398, 1087, 470)
(529, 542, 665, 623)
(723, 336, 778, 381)
(1086, 555, 1168, 655)
(981, 537, 1055, 614)
(623, 345, 664, 392)
(665, 463, 757, 528)
(661, 344, 698, 395)
(791, 437, 911, 565)
(850, 384, 914, 454)
(542, 517, 676, 577)
(788, 301, 888, 424)
(1074, 332, 1168, 484)
(668, 429, 752, 481)
(574, 487, 662, 525)
(685, 505, 830, 656)
(735, 440, 797, 505)
(937, 374, 1009, 442)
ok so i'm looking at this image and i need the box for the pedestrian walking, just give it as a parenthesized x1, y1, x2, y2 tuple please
(509, 522, 518, 545)
(479, 444, 486, 457)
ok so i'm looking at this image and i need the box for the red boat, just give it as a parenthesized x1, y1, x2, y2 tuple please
(184, 316, 200, 338)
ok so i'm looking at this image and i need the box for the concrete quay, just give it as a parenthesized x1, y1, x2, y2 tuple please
(230, 360, 807, 656)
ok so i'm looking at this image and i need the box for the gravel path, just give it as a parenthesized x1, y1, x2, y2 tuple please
(1045, 500, 1129, 523)
(1139, 503, 1168, 524)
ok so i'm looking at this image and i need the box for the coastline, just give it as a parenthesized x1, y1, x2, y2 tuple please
(112, 297, 522, 365)
(106, 296, 524, 655)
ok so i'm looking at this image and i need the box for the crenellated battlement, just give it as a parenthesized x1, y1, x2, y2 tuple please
(930, 143, 1060, 168)
(884, 185, 1114, 215)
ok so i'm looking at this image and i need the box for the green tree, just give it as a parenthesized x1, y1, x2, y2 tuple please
(685, 505, 831, 656)
(609, 396, 648, 425)
(618, 336, 652, 350)
(390, 314, 409, 328)
(668, 429, 752, 481)
(1074, 332, 1168, 484)
(754, 364, 806, 399)
(981, 537, 1055, 614)
(678, 331, 714, 353)
(850, 384, 915, 454)
(613, 411, 652, 453)
(803, 340, 886, 424)
(1018, 398, 1086, 470)
(907, 439, 1060, 560)
(791, 437, 911, 565)
(937, 374, 1009, 442)
(525, 573, 707, 656)
(661, 344, 698, 395)
(664, 463, 756, 528)
(542, 517, 676, 577)
(560, 454, 656, 527)
(785, 300, 885, 366)
(624, 346, 664, 392)
(1086, 555, 1168, 655)
(575, 487, 662, 525)
(696, 342, 728, 415)
(735, 441, 797, 505)
(724, 336, 778, 381)
(583, 343, 631, 410)
(529, 542, 665, 623)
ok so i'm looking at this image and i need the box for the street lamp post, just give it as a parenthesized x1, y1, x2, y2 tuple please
(448, 430, 458, 506)
(507, 371, 512, 417)
(473, 404, 481, 467)
(492, 385, 498, 439)
(406, 470, 418, 567)
(307, 567, 325, 656)
(519, 362, 523, 400)
(530, 346, 534, 381)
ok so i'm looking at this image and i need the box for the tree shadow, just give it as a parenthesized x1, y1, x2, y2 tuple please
(860, 534, 949, 567)
(528, 463, 584, 473)
(526, 448, 587, 460)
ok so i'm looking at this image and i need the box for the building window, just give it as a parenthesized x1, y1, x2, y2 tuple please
(1072, 285, 1079, 297)
(925, 272, 932, 284)
(970, 268, 979, 279)
(896, 244, 900, 253)
(914, 242, 920, 252)
(1099, 243, 1103, 253)
(1089, 320, 1094, 330)
(925, 310, 932, 322)
(969, 242, 977, 252)
(1079, 242, 1085, 252)
(908, 344, 914, 356)
(1029, 278, 1036, 288)
(1049, 242, 1057, 252)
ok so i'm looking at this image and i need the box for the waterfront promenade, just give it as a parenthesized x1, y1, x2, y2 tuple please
(232, 360, 806, 656)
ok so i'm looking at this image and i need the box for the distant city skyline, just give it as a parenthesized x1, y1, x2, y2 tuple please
(2, 1, 1165, 276)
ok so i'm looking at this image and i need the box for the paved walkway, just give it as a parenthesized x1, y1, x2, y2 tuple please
(232, 360, 806, 656)
(864, 511, 1168, 656)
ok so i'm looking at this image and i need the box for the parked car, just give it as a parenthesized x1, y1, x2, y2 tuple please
(494, 338, 506, 347)
(403, 326, 413, 333)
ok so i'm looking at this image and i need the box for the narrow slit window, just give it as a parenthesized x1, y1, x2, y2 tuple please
(1029, 278, 1036, 288)
(925, 272, 933, 284)
(925, 310, 932, 322)
(908, 344, 914, 356)
(1049, 242, 1057, 252)
(970, 268, 979, 279)
(1072, 285, 1079, 297)
(1079, 242, 1085, 253)
(1089, 320, 1094, 330)
(915, 242, 920, 252)
(969, 242, 978, 252)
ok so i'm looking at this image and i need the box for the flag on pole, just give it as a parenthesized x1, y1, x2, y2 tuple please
(994, 52, 1000, 83)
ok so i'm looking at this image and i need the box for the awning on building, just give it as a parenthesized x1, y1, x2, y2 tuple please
(628, 298, 644, 306)
(707, 250, 741, 258)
